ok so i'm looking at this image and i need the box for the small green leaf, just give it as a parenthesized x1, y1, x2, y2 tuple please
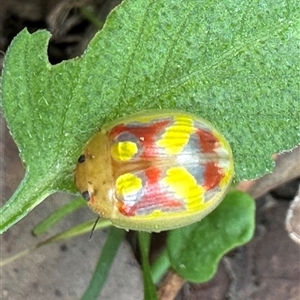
(42, 218, 112, 243)
(1, 0, 299, 233)
(32, 197, 86, 236)
(0, 218, 112, 267)
(167, 190, 255, 283)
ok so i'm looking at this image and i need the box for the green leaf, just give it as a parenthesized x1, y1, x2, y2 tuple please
(167, 190, 255, 283)
(138, 231, 159, 300)
(80, 228, 125, 300)
(1, 0, 299, 232)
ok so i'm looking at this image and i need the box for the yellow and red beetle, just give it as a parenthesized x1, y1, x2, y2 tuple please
(74, 110, 234, 231)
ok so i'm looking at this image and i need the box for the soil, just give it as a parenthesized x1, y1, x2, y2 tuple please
(1, 1, 299, 299)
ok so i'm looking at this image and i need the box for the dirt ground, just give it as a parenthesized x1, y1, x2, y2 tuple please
(1, 1, 299, 299)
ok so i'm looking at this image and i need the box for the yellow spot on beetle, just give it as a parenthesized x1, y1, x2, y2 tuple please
(111, 141, 138, 161)
(162, 167, 206, 212)
(157, 116, 194, 155)
(116, 173, 142, 196)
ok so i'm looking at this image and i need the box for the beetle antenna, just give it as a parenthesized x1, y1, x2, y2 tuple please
(89, 217, 100, 240)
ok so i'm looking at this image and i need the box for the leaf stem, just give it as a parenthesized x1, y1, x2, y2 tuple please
(0, 172, 54, 234)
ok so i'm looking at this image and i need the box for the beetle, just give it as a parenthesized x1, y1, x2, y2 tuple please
(74, 110, 234, 232)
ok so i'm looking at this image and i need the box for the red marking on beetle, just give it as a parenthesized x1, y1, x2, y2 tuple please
(145, 167, 161, 184)
(109, 119, 172, 158)
(204, 162, 224, 190)
(117, 200, 134, 216)
(195, 128, 219, 153)
(118, 167, 184, 216)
